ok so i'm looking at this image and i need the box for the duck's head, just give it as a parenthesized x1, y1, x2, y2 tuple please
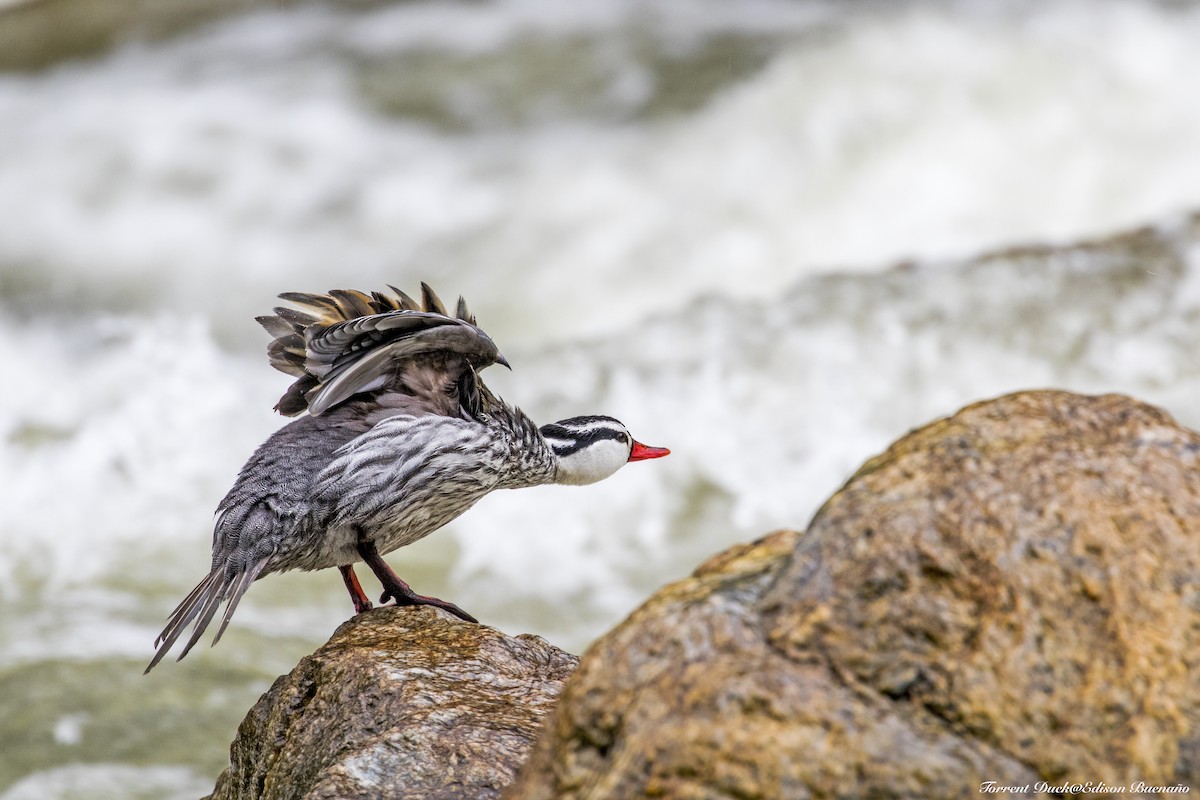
(540, 415, 670, 486)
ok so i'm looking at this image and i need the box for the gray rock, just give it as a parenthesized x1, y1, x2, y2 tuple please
(205, 606, 577, 800)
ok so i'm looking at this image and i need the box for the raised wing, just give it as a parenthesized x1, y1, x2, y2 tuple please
(256, 283, 508, 416)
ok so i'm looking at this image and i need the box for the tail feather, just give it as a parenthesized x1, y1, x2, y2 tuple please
(145, 573, 217, 673)
(144, 561, 264, 674)
(212, 561, 267, 647)
(153, 573, 213, 647)
(175, 577, 231, 662)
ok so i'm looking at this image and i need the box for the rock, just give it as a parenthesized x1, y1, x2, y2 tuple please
(205, 606, 577, 800)
(507, 390, 1200, 798)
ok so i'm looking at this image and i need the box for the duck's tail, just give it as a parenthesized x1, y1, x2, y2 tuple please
(144, 558, 268, 674)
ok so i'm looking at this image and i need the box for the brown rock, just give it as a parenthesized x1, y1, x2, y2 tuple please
(206, 606, 577, 800)
(507, 391, 1200, 799)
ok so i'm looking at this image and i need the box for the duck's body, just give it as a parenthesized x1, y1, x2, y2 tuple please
(146, 285, 667, 672)
(261, 399, 553, 573)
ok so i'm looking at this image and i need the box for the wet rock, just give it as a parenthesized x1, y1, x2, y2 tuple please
(507, 390, 1200, 799)
(205, 606, 577, 800)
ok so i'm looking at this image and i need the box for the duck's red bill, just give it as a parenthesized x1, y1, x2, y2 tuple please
(629, 441, 671, 461)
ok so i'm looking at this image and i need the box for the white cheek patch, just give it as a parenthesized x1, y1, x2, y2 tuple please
(557, 439, 631, 485)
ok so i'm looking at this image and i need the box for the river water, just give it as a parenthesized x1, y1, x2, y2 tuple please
(3, 0, 1200, 796)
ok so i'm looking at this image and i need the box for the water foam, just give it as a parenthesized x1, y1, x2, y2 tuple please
(5, 0, 1200, 794)
(0, 765, 209, 800)
(1, 1, 1199, 344)
(440, 215, 1200, 646)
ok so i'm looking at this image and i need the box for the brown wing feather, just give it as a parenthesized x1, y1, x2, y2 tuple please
(255, 284, 507, 417)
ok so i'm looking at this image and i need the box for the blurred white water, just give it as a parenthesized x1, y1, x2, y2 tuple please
(4, 0, 1200, 796)
(2, 0, 1200, 341)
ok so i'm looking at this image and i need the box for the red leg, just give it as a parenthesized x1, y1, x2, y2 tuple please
(339, 564, 373, 614)
(356, 539, 478, 624)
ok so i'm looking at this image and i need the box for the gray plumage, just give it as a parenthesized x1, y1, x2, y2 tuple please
(146, 285, 667, 673)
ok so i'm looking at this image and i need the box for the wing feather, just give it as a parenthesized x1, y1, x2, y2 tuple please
(256, 284, 506, 417)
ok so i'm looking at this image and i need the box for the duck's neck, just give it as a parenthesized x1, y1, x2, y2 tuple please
(487, 403, 558, 489)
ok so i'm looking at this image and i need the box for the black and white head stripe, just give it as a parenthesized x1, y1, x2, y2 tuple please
(539, 415, 632, 457)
